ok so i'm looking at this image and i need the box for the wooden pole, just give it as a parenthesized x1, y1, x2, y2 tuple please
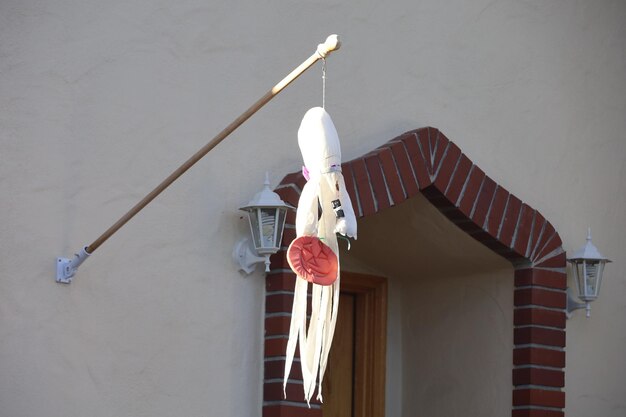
(85, 35, 341, 254)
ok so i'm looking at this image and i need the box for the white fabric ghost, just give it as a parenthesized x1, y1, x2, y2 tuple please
(284, 107, 357, 404)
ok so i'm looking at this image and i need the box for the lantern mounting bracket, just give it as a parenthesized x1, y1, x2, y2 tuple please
(566, 288, 590, 319)
(233, 237, 271, 274)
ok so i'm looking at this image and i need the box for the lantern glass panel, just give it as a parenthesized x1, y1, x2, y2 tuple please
(573, 262, 582, 297)
(260, 208, 277, 249)
(275, 208, 286, 248)
(585, 261, 597, 298)
(596, 261, 605, 296)
(248, 209, 262, 249)
(576, 260, 603, 301)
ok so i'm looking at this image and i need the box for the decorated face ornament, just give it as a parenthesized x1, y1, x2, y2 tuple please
(287, 235, 338, 286)
(283, 107, 357, 404)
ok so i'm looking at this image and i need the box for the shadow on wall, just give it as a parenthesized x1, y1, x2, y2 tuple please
(342, 192, 513, 278)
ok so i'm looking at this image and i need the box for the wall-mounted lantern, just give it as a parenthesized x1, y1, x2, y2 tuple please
(567, 229, 611, 318)
(233, 174, 294, 274)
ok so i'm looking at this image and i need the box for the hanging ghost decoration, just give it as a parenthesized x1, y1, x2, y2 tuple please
(284, 107, 357, 404)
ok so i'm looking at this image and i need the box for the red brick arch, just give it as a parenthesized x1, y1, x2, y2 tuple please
(264, 127, 567, 417)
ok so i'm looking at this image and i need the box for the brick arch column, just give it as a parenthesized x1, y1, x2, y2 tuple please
(264, 127, 567, 417)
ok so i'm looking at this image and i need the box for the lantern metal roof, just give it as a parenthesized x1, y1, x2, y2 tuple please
(568, 229, 612, 262)
(239, 174, 295, 212)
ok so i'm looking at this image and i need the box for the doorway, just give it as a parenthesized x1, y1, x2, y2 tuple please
(321, 272, 387, 417)
(270, 127, 567, 417)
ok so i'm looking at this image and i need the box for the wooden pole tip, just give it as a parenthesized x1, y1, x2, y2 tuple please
(317, 34, 341, 58)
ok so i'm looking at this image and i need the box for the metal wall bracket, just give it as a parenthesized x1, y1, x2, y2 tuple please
(233, 237, 270, 274)
(566, 287, 591, 318)
(56, 247, 90, 284)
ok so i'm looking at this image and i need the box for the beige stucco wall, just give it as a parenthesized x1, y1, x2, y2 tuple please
(1, 1, 624, 416)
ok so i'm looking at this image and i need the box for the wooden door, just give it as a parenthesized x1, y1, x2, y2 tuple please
(322, 293, 356, 417)
(322, 273, 387, 417)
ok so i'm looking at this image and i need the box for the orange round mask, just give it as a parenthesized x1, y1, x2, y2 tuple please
(287, 236, 338, 286)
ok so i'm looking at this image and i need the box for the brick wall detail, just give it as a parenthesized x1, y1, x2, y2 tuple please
(265, 127, 566, 417)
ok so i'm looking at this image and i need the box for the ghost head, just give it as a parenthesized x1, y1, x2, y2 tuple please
(297, 107, 342, 177)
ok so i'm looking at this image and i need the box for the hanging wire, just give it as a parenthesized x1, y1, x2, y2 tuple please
(322, 57, 327, 109)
